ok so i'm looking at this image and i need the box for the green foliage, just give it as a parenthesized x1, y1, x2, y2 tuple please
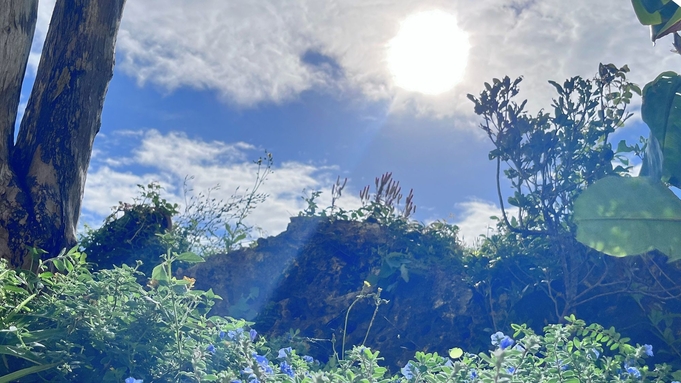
(631, 0, 681, 47)
(467, 64, 638, 235)
(80, 182, 180, 275)
(465, 65, 676, 330)
(573, 13, 681, 260)
(574, 176, 681, 260)
(400, 315, 681, 383)
(300, 172, 417, 227)
(640, 71, 681, 187)
(173, 152, 273, 256)
(2, 251, 679, 382)
(80, 152, 272, 272)
(0, 245, 253, 382)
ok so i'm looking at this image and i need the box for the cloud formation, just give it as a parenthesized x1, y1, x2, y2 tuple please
(115, 0, 677, 117)
(81, 130, 362, 237)
(451, 200, 505, 248)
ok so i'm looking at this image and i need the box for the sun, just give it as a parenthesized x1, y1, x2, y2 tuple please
(387, 10, 470, 95)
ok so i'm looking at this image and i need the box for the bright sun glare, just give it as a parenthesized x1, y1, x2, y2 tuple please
(387, 10, 470, 95)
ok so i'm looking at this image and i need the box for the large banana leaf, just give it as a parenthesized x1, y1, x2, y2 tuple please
(574, 176, 681, 261)
(632, 0, 681, 41)
(641, 71, 681, 188)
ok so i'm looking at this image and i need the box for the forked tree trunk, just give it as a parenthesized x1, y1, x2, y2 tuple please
(0, 0, 126, 269)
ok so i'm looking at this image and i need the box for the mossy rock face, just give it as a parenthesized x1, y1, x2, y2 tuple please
(184, 216, 491, 369)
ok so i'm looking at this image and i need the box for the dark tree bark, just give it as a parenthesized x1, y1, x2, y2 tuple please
(0, 0, 126, 269)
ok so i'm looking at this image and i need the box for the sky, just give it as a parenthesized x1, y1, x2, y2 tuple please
(16, 0, 681, 246)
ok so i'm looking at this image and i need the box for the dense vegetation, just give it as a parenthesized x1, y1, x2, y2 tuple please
(2, 62, 681, 381)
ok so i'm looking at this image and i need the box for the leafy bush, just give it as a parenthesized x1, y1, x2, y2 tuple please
(1, 248, 679, 382)
(80, 152, 272, 273)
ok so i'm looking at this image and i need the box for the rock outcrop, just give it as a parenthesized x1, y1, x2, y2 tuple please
(183, 216, 490, 369)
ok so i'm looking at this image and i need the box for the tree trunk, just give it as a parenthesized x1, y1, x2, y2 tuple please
(0, 0, 126, 269)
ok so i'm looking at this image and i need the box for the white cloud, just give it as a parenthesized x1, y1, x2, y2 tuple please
(81, 130, 363, 238)
(451, 200, 510, 248)
(113, 0, 676, 118)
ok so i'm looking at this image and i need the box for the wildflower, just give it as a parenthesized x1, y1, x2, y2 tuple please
(401, 362, 414, 379)
(491, 331, 505, 346)
(278, 347, 292, 359)
(253, 353, 274, 375)
(250, 329, 258, 342)
(280, 361, 295, 377)
(500, 336, 514, 350)
(507, 366, 516, 374)
(219, 330, 226, 340)
(643, 344, 653, 357)
(254, 354, 269, 365)
(206, 344, 216, 354)
(302, 355, 314, 363)
(625, 364, 641, 379)
(470, 369, 478, 379)
(228, 328, 244, 340)
(125, 378, 143, 383)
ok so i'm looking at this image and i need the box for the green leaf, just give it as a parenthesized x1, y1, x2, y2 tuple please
(174, 252, 205, 263)
(632, 0, 681, 40)
(641, 71, 681, 187)
(448, 347, 464, 359)
(151, 264, 169, 282)
(631, 0, 664, 25)
(0, 363, 59, 383)
(574, 176, 681, 260)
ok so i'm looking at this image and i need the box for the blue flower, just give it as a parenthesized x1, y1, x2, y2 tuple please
(280, 361, 295, 377)
(252, 354, 273, 375)
(491, 331, 505, 346)
(500, 336, 514, 350)
(250, 329, 258, 342)
(401, 362, 414, 379)
(254, 354, 267, 364)
(302, 355, 314, 363)
(507, 366, 516, 374)
(206, 344, 216, 354)
(219, 330, 226, 340)
(125, 378, 143, 383)
(228, 328, 244, 340)
(625, 364, 641, 379)
(470, 369, 478, 379)
(278, 347, 292, 359)
(643, 344, 653, 357)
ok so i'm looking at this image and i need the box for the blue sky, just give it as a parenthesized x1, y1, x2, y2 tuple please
(18, 0, 680, 245)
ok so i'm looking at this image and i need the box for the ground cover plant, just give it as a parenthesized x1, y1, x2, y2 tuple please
(1, 247, 680, 382)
